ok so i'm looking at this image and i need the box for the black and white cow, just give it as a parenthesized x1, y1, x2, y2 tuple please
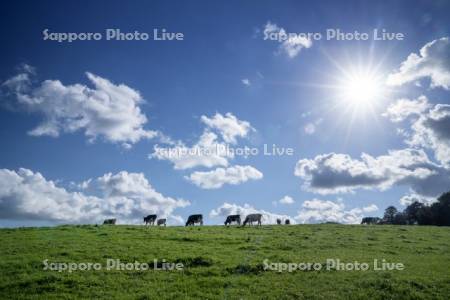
(185, 214, 203, 226)
(361, 217, 381, 225)
(242, 214, 262, 226)
(103, 218, 116, 225)
(144, 214, 157, 225)
(157, 218, 166, 226)
(224, 214, 241, 226)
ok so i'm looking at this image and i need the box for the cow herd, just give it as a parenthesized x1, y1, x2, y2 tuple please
(143, 214, 167, 226)
(103, 213, 292, 227)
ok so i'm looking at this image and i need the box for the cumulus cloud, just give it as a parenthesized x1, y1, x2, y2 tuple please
(294, 148, 450, 197)
(200, 113, 254, 144)
(1, 67, 158, 147)
(151, 131, 232, 170)
(384, 96, 450, 166)
(263, 22, 312, 58)
(295, 199, 378, 224)
(383, 96, 430, 122)
(150, 113, 254, 169)
(186, 165, 263, 189)
(0, 168, 189, 224)
(279, 195, 295, 205)
(387, 37, 450, 89)
(362, 204, 379, 213)
(399, 193, 436, 206)
(209, 202, 295, 224)
(408, 103, 450, 166)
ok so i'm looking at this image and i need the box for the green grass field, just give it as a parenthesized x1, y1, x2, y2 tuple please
(0, 224, 449, 299)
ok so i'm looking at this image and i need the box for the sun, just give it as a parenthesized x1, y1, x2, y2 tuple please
(310, 48, 394, 145)
(342, 74, 379, 104)
(317, 50, 390, 116)
(339, 70, 383, 108)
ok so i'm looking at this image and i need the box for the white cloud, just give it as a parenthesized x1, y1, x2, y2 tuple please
(151, 131, 232, 170)
(2, 73, 31, 94)
(383, 96, 430, 122)
(210, 202, 295, 224)
(1, 68, 159, 147)
(279, 195, 295, 205)
(186, 165, 263, 189)
(19, 63, 36, 74)
(387, 37, 450, 89)
(408, 103, 450, 166)
(294, 148, 450, 197)
(362, 204, 379, 213)
(384, 96, 450, 167)
(150, 113, 254, 169)
(200, 112, 254, 144)
(263, 22, 312, 58)
(295, 199, 378, 224)
(301, 198, 342, 211)
(241, 78, 251, 86)
(399, 193, 436, 206)
(0, 168, 189, 225)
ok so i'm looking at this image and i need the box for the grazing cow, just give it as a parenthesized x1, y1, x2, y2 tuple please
(185, 214, 203, 226)
(144, 214, 157, 225)
(157, 218, 166, 226)
(285, 219, 290, 225)
(103, 218, 116, 225)
(361, 217, 381, 225)
(242, 214, 262, 226)
(276, 218, 282, 225)
(224, 215, 241, 226)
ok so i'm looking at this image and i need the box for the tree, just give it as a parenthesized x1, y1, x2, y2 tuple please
(383, 206, 398, 224)
(380, 191, 450, 226)
(433, 192, 450, 226)
(393, 212, 407, 225)
(417, 205, 434, 225)
(404, 201, 425, 225)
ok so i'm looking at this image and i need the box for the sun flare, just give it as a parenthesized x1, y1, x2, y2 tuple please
(320, 57, 391, 136)
(340, 71, 383, 107)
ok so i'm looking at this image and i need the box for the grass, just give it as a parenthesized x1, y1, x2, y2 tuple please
(0, 224, 449, 299)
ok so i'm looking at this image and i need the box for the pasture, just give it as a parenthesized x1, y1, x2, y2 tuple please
(0, 224, 449, 299)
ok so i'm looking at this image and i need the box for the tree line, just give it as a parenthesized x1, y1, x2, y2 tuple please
(362, 191, 450, 226)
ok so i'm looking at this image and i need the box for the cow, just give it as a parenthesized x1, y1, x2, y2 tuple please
(185, 214, 203, 226)
(224, 215, 241, 226)
(285, 219, 290, 225)
(361, 217, 381, 225)
(144, 214, 157, 225)
(103, 218, 116, 225)
(242, 214, 262, 226)
(157, 218, 166, 226)
(276, 218, 282, 225)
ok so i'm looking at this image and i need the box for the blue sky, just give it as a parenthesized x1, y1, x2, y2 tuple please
(1, 0, 450, 226)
